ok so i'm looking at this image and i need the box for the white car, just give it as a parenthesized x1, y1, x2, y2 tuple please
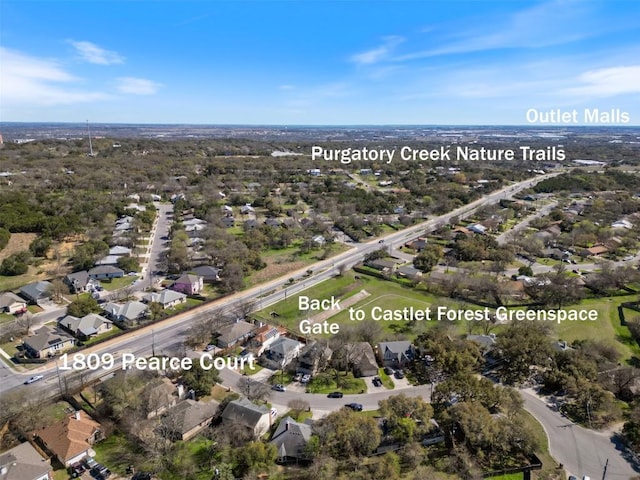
(24, 375, 44, 384)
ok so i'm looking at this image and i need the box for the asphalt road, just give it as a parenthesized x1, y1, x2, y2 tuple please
(521, 389, 639, 479)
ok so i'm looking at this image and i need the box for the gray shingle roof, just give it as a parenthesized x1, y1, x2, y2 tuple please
(0, 441, 52, 480)
(221, 397, 269, 429)
(270, 416, 312, 460)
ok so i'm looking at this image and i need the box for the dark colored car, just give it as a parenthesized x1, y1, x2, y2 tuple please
(68, 463, 86, 478)
(346, 403, 363, 411)
(394, 369, 405, 379)
(372, 377, 382, 387)
(132, 473, 152, 480)
(327, 392, 344, 398)
(383, 366, 394, 375)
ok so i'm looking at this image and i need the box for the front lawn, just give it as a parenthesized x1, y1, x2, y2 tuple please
(306, 370, 367, 394)
(378, 368, 395, 389)
(100, 276, 138, 291)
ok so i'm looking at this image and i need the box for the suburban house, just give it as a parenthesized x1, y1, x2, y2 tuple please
(222, 216, 235, 228)
(466, 334, 497, 355)
(396, 265, 423, 280)
(142, 377, 179, 419)
(587, 245, 609, 256)
(58, 313, 113, 341)
(19, 281, 53, 304)
(108, 245, 132, 256)
(0, 441, 53, 480)
(170, 274, 203, 295)
(249, 324, 284, 355)
(366, 259, 399, 273)
(333, 342, 378, 377)
(216, 320, 257, 348)
(189, 265, 220, 283)
(467, 223, 487, 235)
(142, 289, 187, 309)
(63, 271, 97, 294)
(377, 341, 415, 369)
(161, 399, 219, 441)
(102, 301, 148, 325)
(0, 292, 27, 314)
(220, 397, 271, 438)
(35, 411, 102, 467)
(94, 255, 121, 266)
(23, 326, 75, 359)
(405, 237, 428, 251)
(88, 265, 125, 280)
(297, 341, 332, 375)
(262, 337, 303, 369)
(270, 417, 313, 464)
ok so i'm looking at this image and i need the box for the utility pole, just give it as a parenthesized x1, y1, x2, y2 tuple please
(151, 329, 156, 357)
(601, 458, 608, 480)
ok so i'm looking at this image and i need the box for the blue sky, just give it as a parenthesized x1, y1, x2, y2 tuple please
(1, 0, 639, 125)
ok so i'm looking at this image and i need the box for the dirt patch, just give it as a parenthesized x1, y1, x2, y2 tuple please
(249, 260, 308, 285)
(0, 233, 37, 262)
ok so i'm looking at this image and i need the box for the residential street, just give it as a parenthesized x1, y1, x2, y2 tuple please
(520, 388, 639, 479)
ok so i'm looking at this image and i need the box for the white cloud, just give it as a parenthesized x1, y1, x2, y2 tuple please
(563, 66, 640, 97)
(116, 77, 162, 95)
(350, 36, 404, 65)
(279, 84, 295, 91)
(69, 40, 125, 65)
(0, 47, 110, 107)
(397, 0, 598, 60)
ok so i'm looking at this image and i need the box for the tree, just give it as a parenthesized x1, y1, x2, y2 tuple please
(220, 262, 244, 293)
(182, 361, 220, 398)
(237, 376, 271, 402)
(314, 408, 380, 459)
(0, 228, 10, 250)
(379, 394, 434, 443)
(117, 255, 140, 273)
(233, 441, 277, 478)
(496, 321, 554, 384)
(0, 251, 30, 276)
(67, 296, 101, 317)
(29, 236, 52, 257)
(413, 244, 443, 273)
(47, 278, 69, 303)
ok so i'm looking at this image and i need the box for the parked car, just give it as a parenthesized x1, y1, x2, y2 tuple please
(24, 375, 44, 385)
(372, 377, 382, 387)
(83, 457, 98, 469)
(301, 374, 311, 384)
(394, 369, 405, 379)
(272, 384, 286, 392)
(384, 367, 394, 375)
(204, 344, 216, 352)
(294, 372, 303, 382)
(68, 463, 86, 478)
(327, 392, 343, 398)
(345, 403, 363, 411)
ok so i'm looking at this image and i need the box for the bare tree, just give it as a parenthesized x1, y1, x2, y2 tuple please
(237, 377, 271, 402)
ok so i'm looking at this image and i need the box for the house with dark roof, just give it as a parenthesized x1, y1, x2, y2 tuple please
(35, 411, 101, 467)
(333, 342, 378, 377)
(0, 441, 52, 480)
(190, 265, 220, 283)
(377, 341, 415, 368)
(396, 265, 423, 280)
(160, 399, 219, 441)
(220, 397, 271, 437)
(270, 417, 313, 464)
(170, 274, 203, 295)
(297, 341, 332, 375)
(142, 377, 179, 419)
(142, 289, 187, 309)
(58, 313, 113, 341)
(63, 271, 97, 294)
(0, 292, 27, 314)
(19, 281, 52, 304)
(87, 265, 124, 280)
(23, 326, 75, 359)
(216, 320, 257, 348)
(405, 237, 428, 252)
